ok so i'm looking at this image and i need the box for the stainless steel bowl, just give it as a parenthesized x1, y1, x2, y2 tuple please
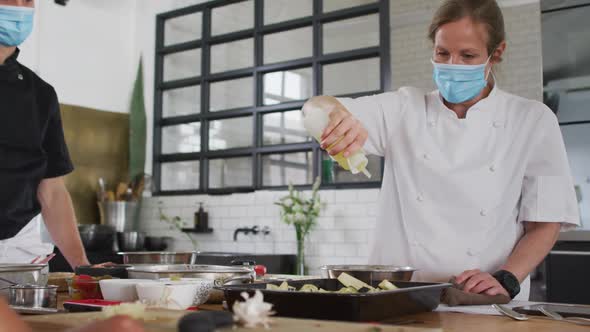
(0, 264, 48, 294)
(321, 265, 416, 284)
(79, 224, 115, 251)
(118, 251, 197, 265)
(9, 284, 58, 309)
(116, 231, 146, 251)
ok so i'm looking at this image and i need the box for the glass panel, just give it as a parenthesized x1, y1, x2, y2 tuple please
(164, 48, 201, 82)
(264, 27, 312, 64)
(162, 85, 200, 117)
(323, 58, 379, 95)
(164, 12, 202, 46)
(209, 116, 253, 150)
(209, 157, 252, 188)
(321, 151, 382, 184)
(262, 110, 310, 145)
(162, 123, 201, 154)
(262, 151, 313, 186)
(561, 125, 590, 228)
(211, 1, 253, 36)
(323, 14, 379, 54)
(323, 0, 376, 12)
(161, 160, 200, 191)
(263, 68, 313, 105)
(211, 38, 253, 73)
(264, 0, 313, 25)
(209, 77, 253, 111)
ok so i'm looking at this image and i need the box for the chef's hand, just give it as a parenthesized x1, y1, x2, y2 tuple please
(318, 98, 368, 158)
(456, 269, 509, 297)
(67, 316, 144, 332)
(91, 262, 117, 268)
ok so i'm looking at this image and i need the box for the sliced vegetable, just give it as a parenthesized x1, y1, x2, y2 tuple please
(299, 284, 319, 292)
(278, 281, 291, 291)
(378, 280, 398, 291)
(337, 272, 374, 291)
(336, 286, 357, 294)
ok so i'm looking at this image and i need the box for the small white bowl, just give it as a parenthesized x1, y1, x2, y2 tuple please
(158, 278, 214, 306)
(136, 282, 197, 310)
(99, 279, 155, 302)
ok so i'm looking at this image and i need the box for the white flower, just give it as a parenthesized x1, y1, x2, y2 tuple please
(232, 290, 274, 329)
(283, 198, 293, 207)
(294, 212, 305, 222)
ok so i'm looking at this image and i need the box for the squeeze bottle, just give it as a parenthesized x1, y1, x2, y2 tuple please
(302, 103, 371, 178)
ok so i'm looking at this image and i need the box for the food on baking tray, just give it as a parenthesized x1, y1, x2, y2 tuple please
(264, 273, 399, 293)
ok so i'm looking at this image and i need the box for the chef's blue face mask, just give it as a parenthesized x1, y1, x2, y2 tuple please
(431, 56, 492, 104)
(0, 5, 34, 47)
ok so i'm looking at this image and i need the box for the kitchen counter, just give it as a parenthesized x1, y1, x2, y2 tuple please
(558, 230, 590, 242)
(22, 299, 589, 332)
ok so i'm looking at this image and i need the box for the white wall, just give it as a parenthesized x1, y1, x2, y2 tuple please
(390, 0, 543, 101)
(19, 0, 138, 113)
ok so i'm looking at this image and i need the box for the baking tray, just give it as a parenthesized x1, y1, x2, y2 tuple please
(221, 278, 451, 322)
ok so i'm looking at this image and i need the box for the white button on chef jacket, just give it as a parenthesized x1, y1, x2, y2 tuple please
(338, 85, 580, 300)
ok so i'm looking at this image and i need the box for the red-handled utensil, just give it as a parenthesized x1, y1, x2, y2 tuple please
(254, 265, 267, 277)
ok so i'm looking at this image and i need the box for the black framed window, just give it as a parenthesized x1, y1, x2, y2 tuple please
(153, 0, 391, 195)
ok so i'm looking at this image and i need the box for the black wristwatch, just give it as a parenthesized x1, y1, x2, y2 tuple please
(492, 270, 520, 299)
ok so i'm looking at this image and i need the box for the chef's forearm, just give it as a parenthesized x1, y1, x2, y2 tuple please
(500, 222, 560, 282)
(38, 178, 89, 269)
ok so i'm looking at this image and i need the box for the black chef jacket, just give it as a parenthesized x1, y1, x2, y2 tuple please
(0, 48, 74, 240)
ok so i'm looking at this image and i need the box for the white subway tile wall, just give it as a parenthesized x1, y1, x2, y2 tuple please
(139, 189, 378, 275)
(143, 1, 544, 275)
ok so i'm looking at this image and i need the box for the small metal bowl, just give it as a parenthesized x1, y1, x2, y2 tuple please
(9, 284, 58, 310)
(320, 265, 417, 284)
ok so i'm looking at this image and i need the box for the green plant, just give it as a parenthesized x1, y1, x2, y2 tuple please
(158, 201, 197, 250)
(275, 177, 322, 237)
(274, 177, 323, 274)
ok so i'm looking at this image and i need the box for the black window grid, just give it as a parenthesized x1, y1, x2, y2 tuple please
(153, 0, 391, 195)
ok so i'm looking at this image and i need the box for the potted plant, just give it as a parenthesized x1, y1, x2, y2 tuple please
(275, 177, 322, 275)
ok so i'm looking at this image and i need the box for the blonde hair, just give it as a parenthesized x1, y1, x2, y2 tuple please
(428, 0, 506, 62)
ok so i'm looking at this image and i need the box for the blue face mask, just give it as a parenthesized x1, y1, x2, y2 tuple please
(0, 5, 34, 47)
(431, 57, 491, 104)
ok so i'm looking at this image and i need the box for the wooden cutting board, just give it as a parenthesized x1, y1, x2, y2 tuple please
(22, 309, 441, 332)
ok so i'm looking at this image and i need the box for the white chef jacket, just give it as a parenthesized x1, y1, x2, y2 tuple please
(338, 84, 580, 300)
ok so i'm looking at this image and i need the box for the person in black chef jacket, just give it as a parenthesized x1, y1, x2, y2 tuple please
(0, 0, 89, 268)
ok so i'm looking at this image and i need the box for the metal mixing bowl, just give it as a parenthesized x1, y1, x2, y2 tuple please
(118, 251, 197, 265)
(320, 265, 416, 284)
(78, 224, 115, 251)
(0, 264, 48, 294)
(116, 231, 146, 252)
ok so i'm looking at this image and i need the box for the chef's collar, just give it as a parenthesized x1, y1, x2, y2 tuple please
(1, 47, 19, 65)
(0, 48, 22, 81)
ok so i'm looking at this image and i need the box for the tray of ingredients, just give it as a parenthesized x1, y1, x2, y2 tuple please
(221, 272, 451, 322)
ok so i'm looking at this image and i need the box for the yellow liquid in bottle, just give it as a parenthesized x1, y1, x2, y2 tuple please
(319, 136, 370, 176)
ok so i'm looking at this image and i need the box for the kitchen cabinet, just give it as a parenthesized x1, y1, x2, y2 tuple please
(544, 241, 590, 304)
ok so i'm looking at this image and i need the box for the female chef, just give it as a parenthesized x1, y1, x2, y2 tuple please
(0, 0, 88, 268)
(303, 0, 579, 300)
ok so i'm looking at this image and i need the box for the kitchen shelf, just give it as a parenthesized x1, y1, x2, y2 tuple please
(181, 228, 214, 234)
